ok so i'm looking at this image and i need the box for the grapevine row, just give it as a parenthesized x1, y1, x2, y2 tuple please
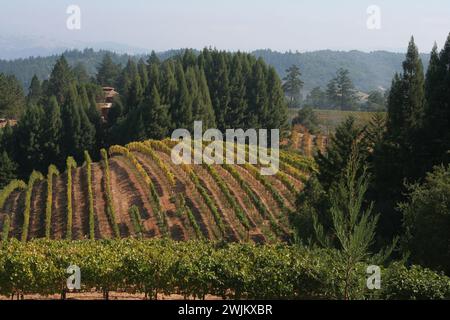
(128, 141, 176, 186)
(21, 171, 44, 242)
(204, 164, 250, 231)
(45, 165, 59, 239)
(65, 157, 77, 240)
(223, 164, 283, 238)
(0, 180, 27, 210)
(100, 149, 120, 238)
(109, 145, 168, 237)
(1, 240, 444, 300)
(159, 140, 226, 238)
(84, 151, 95, 240)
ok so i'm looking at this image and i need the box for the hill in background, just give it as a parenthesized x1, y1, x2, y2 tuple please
(0, 47, 430, 94)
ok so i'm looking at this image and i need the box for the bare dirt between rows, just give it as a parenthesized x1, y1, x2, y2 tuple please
(0, 292, 223, 301)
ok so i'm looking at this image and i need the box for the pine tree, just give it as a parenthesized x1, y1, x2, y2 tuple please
(372, 37, 426, 240)
(197, 68, 216, 128)
(41, 96, 62, 167)
(60, 85, 94, 161)
(147, 51, 160, 66)
(316, 116, 368, 191)
(147, 63, 161, 92)
(421, 34, 450, 172)
(87, 95, 105, 150)
(138, 59, 149, 93)
(282, 65, 304, 107)
(0, 73, 26, 119)
(246, 59, 268, 129)
(305, 87, 327, 109)
(141, 85, 170, 139)
(47, 55, 74, 105)
(73, 62, 91, 84)
(226, 55, 247, 128)
(313, 146, 380, 300)
(335, 68, 356, 110)
(266, 66, 288, 131)
(159, 61, 178, 111)
(97, 53, 121, 87)
(208, 52, 230, 131)
(16, 104, 45, 174)
(172, 61, 192, 129)
(27, 75, 42, 105)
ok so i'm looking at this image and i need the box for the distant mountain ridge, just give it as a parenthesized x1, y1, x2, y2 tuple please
(0, 45, 431, 93)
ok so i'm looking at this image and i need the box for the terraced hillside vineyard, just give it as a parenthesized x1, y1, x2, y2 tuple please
(0, 140, 313, 243)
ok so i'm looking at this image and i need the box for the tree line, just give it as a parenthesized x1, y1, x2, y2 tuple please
(0, 49, 288, 186)
(283, 66, 386, 111)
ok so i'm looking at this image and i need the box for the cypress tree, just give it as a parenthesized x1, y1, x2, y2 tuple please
(246, 59, 268, 129)
(421, 34, 450, 172)
(47, 55, 74, 105)
(266, 66, 288, 131)
(172, 61, 192, 129)
(41, 96, 62, 167)
(141, 84, 170, 139)
(226, 55, 247, 128)
(27, 75, 42, 105)
(97, 53, 121, 87)
(16, 104, 45, 174)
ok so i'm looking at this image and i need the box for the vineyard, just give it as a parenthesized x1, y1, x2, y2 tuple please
(0, 140, 314, 243)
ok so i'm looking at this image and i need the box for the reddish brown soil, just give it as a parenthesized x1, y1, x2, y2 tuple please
(193, 165, 241, 242)
(28, 180, 46, 239)
(0, 292, 223, 301)
(134, 152, 188, 241)
(1, 148, 306, 243)
(109, 157, 160, 238)
(0, 190, 22, 237)
(213, 165, 270, 242)
(156, 151, 220, 240)
(51, 175, 67, 240)
(72, 167, 90, 239)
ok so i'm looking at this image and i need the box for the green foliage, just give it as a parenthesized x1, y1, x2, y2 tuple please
(65, 157, 77, 240)
(0, 73, 25, 118)
(21, 171, 44, 242)
(1, 215, 10, 242)
(46, 56, 74, 105)
(0, 240, 447, 300)
(205, 165, 250, 231)
(282, 65, 304, 107)
(0, 179, 27, 210)
(326, 68, 357, 111)
(128, 206, 144, 239)
(223, 164, 283, 238)
(312, 148, 391, 299)
(84, 151, 95, 240)
(189, 170, 226, 237)
(316, 116, 368, 190)
(96, 53, 122, 87)
(0, 151, 18, 190)
(100, 149, 120, 238)
(292, 106, 320, 134)
(45, 165, 59, 239)
(400, 165, 450, 275)
(382, 263, 450, 300)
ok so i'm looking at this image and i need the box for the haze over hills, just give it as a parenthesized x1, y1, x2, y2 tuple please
(0, 35, 431, 93)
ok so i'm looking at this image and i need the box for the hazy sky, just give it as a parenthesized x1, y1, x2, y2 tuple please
(1, 0, 450, 52)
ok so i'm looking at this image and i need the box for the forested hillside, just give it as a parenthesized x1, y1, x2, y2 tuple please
(0, 48, 430, 93)
(254, 49, 430, 92)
